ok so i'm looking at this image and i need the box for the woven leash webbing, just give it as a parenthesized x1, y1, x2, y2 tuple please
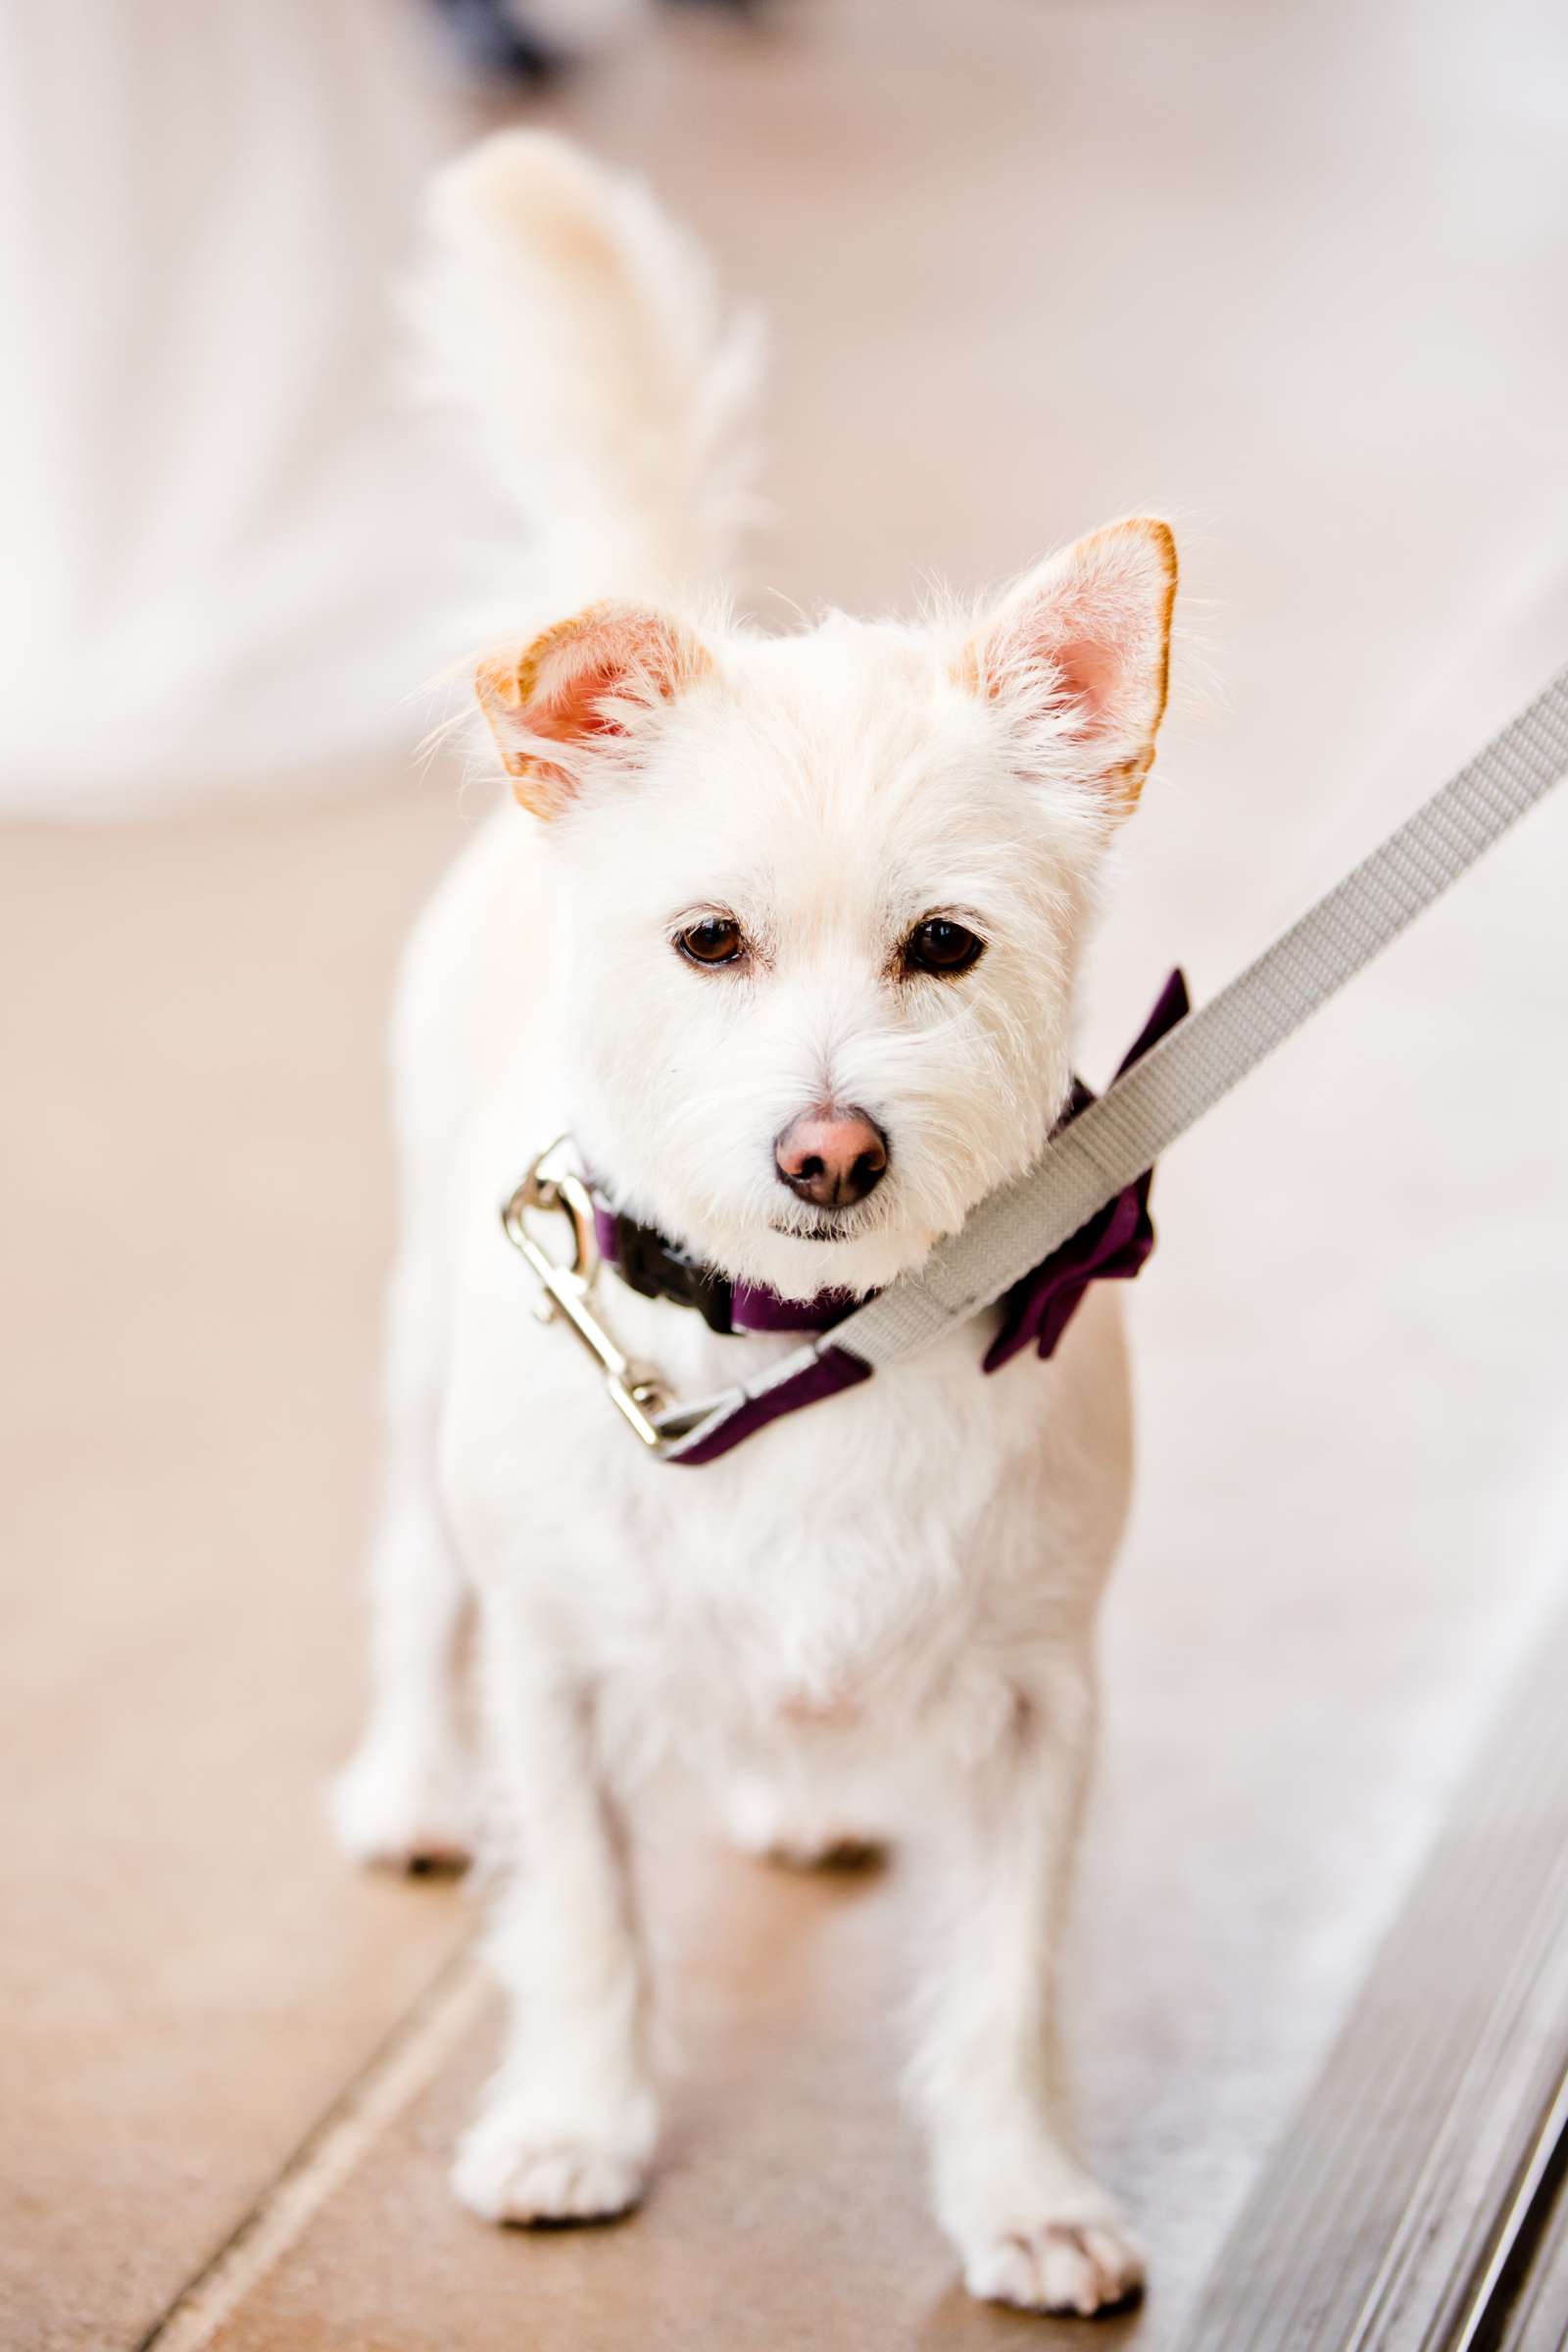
(657, 664, 1568, 1453)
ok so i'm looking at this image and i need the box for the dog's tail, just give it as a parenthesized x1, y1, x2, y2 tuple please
(414, 130, 763, 606)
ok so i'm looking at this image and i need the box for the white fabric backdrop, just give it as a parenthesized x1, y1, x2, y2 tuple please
(0, 1, 473, 815)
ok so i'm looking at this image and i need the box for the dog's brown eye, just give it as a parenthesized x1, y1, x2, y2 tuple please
(676, 915, 745, 967)
(904, 918, 984, 976)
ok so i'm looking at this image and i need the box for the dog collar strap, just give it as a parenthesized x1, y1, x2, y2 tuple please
(590, 1202, 857, 1337)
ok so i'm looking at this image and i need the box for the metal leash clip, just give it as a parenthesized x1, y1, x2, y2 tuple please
(500, 1140, 675, 1450)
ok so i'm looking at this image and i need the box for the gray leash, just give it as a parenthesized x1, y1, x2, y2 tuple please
(657, 662, 1568, 1459)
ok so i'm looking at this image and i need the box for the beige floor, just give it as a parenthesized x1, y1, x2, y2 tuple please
(5, 3, 1568, 2348)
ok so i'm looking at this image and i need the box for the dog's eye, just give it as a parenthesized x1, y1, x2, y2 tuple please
(675, 915, 746, 967)
(904, 918, 984, 977)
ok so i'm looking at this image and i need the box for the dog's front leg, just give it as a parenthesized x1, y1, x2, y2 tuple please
(453, 1604, 656, 2228)
(915, 1663, 1143, 2318)
(331, 1248, 477, 1873)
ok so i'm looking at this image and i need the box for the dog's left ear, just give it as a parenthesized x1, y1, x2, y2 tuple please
(476, 601, 711, 819)
(962, 516, 1177, 815)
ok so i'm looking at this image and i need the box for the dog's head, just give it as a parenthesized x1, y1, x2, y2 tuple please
(477, 518, 1176, 1300)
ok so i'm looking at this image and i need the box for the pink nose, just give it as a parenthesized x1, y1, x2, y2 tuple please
(774, 1106, 889, 1209)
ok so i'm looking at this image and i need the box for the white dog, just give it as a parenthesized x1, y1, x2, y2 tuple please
(332, 130, 1177, 2319)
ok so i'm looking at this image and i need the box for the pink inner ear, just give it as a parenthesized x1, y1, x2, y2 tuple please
(534, 647, 635, 747)
(972, 516, 1175, 756)
(530, 608, 700, 748)
(1052, 634, 1122, 733)
(477, 601, 712, 821)
(959, 517, 1174, 816)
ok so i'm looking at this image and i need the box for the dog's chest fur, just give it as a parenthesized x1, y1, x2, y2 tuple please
(443, 1194, 1128, 1769)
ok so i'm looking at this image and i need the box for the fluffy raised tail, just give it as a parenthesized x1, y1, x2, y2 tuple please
(414, 130, 763, 607)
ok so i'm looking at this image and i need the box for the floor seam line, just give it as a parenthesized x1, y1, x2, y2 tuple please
(135, 1938, 488, 2352)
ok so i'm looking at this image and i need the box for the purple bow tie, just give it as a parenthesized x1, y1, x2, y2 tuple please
(983, 965, 1189, 1371)
(593, 969, 1188, 1463)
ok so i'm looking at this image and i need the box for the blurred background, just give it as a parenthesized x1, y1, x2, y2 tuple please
(3, 4, 1566, 2348)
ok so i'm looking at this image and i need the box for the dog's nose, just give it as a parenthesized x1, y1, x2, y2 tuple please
(774, 1107, 889, 1209)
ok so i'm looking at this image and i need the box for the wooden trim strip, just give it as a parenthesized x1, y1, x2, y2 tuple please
(1494, 2125, 1568, 2351)
(1173, 1594, 1568, 2351)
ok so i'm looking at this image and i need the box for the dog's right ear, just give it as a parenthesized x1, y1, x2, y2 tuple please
(959, 516, 1177, 818)
(476, 602, 711, 818)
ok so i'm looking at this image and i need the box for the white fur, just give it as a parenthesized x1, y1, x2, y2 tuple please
(335, 131, 1175, 2318)
(411, 130, 762, 616)
(500, 0, 648, 57)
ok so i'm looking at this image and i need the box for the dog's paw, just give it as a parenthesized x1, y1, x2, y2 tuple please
(452, 2099, 653, 2226)
(774, 1832, 886, 1871)
(961, 2216, 1145, 2317)
(328, 1731, 477, 1874)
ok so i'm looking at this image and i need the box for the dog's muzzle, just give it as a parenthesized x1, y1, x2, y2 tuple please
(497, 973, 1186, 1468)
